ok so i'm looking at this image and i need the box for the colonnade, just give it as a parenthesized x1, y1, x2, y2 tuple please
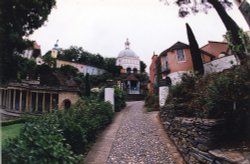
(0, 88, 58, 113)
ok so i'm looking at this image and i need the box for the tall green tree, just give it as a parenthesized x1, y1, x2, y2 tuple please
(186, 23, 204, 75)
(140, 61, 147, 73)
(0, 0, 56, 83)
(104, 57, 121, 77)
(85, 73, 91, 97)
(161, 0, 246, 64)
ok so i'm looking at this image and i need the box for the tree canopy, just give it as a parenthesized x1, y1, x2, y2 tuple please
(0, 0, 56, 83)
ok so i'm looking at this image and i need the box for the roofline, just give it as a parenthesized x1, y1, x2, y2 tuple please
(159, 41, 189, 57)
(200, 41, 228, 49)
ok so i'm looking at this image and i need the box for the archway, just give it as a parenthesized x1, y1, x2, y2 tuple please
(63, 99, 71, 109)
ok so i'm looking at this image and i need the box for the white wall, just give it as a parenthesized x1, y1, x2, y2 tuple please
(204, 55, 239, 74)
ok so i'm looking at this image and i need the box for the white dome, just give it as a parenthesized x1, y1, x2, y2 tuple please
(117, 38, 138, 58)
(118, 49, 138, 58)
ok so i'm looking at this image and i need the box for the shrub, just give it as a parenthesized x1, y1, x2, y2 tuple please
(164, 61, 250, 143)
(2, 114, 82, 164)
(144, 92, 159, 111)
(114, 87, 126, 112)
(2, 118, 26, 126)
(73, 98, 114, 142)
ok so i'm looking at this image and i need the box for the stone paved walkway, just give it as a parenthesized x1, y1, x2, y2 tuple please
(85, 101, 184, 164)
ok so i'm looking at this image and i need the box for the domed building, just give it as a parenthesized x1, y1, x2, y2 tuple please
(116, 39, 141, 94)
(116, 39, 140, 74)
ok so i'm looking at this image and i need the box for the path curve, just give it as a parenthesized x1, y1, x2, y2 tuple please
(85, 101, 184, 164)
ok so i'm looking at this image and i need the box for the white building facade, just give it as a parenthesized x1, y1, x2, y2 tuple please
(116, 39, 140, 74)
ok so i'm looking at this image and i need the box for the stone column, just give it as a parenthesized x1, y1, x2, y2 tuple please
(13, 89, 16, 110)
(8, 89, 11, 109)
(0, 89, 2, 107)
(2, 90, 6, 108)
(159, 79, 169, 107)
(35, 92, 38, 112)
(42, 92, 46, 113)
(25, 90, 30, 112)
(19, 90, 23, 112)
(105, 80, 114, 111)
(49, 93, 53, 112)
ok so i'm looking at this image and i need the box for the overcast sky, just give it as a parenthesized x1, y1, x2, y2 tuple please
(30, 0, 249, 72)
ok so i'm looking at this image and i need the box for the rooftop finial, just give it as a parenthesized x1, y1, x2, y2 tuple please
(125, 38, 130, 49)
(54, 39, 59, 49)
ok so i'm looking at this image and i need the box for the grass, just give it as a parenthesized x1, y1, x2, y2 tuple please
(1, 123, 24, 148)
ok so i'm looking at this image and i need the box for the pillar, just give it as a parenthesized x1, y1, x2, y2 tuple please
(19, 90, 23, 112)
(42, 92, 46, 113)
(105, 88, 114, 111)
(35, 92, 38, 112)
(0, 89, 2, 107)
(25, 91, 29, 112)
(13, 89, 16, 110)
(49, 93, 53, 112)
(159, 79, 169, 107)
(3, 90, 6, 108)
(8, 89, 11, 109)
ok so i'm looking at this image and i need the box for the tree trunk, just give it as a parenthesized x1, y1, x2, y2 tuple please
(207, 0, 246, 63)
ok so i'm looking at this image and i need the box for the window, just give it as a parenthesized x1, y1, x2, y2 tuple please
(176, 49, 185, 62)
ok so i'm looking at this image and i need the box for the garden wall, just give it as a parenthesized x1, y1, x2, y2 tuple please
(160, 104, 225, 163)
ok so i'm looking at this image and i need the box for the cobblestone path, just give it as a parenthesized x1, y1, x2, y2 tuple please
(107, 101, 176, 164)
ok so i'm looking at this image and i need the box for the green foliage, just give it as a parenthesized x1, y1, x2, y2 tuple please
(140, 61, 147, 73)
(73, 98, 114, 141)
(57, 46, 106, 69)
(0, 0, 56, 83)
(2, 114, 82, 164)
(186, 23, 204, 75)
(2, 98, 114, 162)
(2, 124, 24, 149)
(144, 92, 159, 111)
(43, 51, 56, 67)
(114, 87, 126, 112)
(85, 73, 91, 97)
(58, 65, 79, 78)
(2, 118, 26, 126)
(165, 61, 250, 142)
(104, 58, 121, 77)
(56, 110, 88, 155)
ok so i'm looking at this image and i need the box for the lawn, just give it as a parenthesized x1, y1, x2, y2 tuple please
(1, 123, 24, 148)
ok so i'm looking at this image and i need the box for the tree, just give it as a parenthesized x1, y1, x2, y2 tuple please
(104, 58, 121, 77)
(186, 23, 204, 75)
(58, 65, 79, 78)
(0, 0, 56, 83)
(85, 73, 91, 97)
(160, 0, 246, 64)
(140, 61, 147, 73)
(43, 50, 56, 67)
(57, 46, 83, 62)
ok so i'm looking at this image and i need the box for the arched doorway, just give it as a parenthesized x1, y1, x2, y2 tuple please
(63, 99, 71, 109)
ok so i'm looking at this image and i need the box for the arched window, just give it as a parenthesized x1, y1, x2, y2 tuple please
(133, 68, 138, 74)
(127, 67, 131, 74)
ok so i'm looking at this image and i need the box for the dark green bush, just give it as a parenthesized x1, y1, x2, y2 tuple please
(2, 118, 26, 126)
(2, 98, 114, 162)
(114, 87, 126, 112)
(73, 98, 114, 142)
(144, 92, 159, 111)
(164, 61, 250, 143)
(2, 114, 82, 164)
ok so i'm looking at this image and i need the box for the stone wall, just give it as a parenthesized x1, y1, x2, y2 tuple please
(160, 104, 225, 163)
